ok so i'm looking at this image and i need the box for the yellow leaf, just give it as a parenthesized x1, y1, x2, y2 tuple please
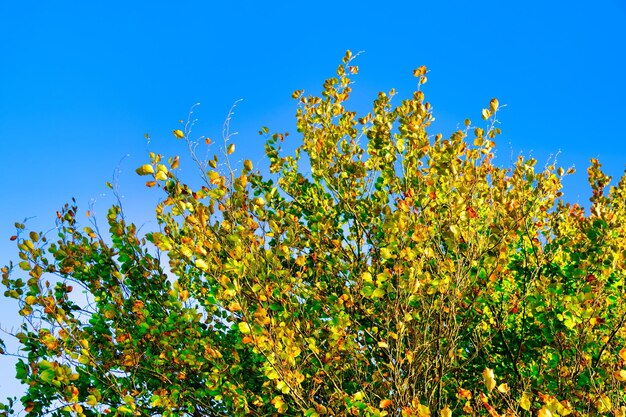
(19, 306, 32, 316)
(619, 348, 626, 361)
(489, 98, 499, 112)
(380, 247, 393, 259)
(497, 383, 509, 393)
(155, 171, 167, 181)
(195, 259, 209, 271)
(135, 164, 154, 176)
(238, 322, 251, 334)
(227, 143, 235, 155)
(276, 380, 290, 394)
(482, 368, 496, 392)
(520, 394, 531, 411)
(244, 159, 253, 171)
(173, 129, 184, 139)
(481, 108, 491, 120)
(271, 395, 286, 412)
(117, 405, 132, 414)
(208, 170, 221, 185)
(228, 301, 242, 312)
(595, 395, 612, 413)
(378, 341, 389, 348)
(397, 138, 405, 152)
(538, 407, 552, 417)
(440, 406, 452, 417)
(418, 403, 431, 417)
(413, 66, 427, 77)
(372, 288, 385, 298)
(557, 400, 573, 416)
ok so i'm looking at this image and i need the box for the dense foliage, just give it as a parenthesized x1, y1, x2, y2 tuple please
(2, 51, 626, 417)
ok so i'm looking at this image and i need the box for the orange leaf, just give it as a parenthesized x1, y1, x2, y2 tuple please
(380, 399, 393, 409)
(413, 66, 427, 77)
(458, 388, 472, 399)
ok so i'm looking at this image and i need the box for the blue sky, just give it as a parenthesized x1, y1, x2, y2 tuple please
(1, 0, 625, 402)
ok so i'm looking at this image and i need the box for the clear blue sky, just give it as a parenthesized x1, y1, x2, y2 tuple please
(1, 0, 625, 403)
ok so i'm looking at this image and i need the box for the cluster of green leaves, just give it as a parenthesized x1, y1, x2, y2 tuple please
(2, 50, 626, 417)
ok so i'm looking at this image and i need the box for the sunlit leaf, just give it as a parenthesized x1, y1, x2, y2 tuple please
(380, 399, 392, 409)
(135, 164, 154, 175)
(483, 368, 496, 392)
(489, 98, 499, 112)
(413, 66, 427, 77)
(238, 322, 251, 334)
(440, 406, 452, 417)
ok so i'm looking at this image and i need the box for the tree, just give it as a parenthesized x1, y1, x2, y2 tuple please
(2, 50, 626, 417)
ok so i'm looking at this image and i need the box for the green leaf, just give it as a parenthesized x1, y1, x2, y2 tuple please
(15, 360, 28, 380)
(372, 288, 386, 299)
(39, 369, 55, 383)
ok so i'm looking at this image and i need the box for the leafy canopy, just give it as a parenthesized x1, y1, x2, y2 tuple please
(3, 51, 626, 417)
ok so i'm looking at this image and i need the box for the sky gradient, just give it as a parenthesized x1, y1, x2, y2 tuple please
(1, 0, 625, 403)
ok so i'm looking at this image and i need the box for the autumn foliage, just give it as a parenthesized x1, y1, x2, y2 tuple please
(3, 51, 626, 416)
